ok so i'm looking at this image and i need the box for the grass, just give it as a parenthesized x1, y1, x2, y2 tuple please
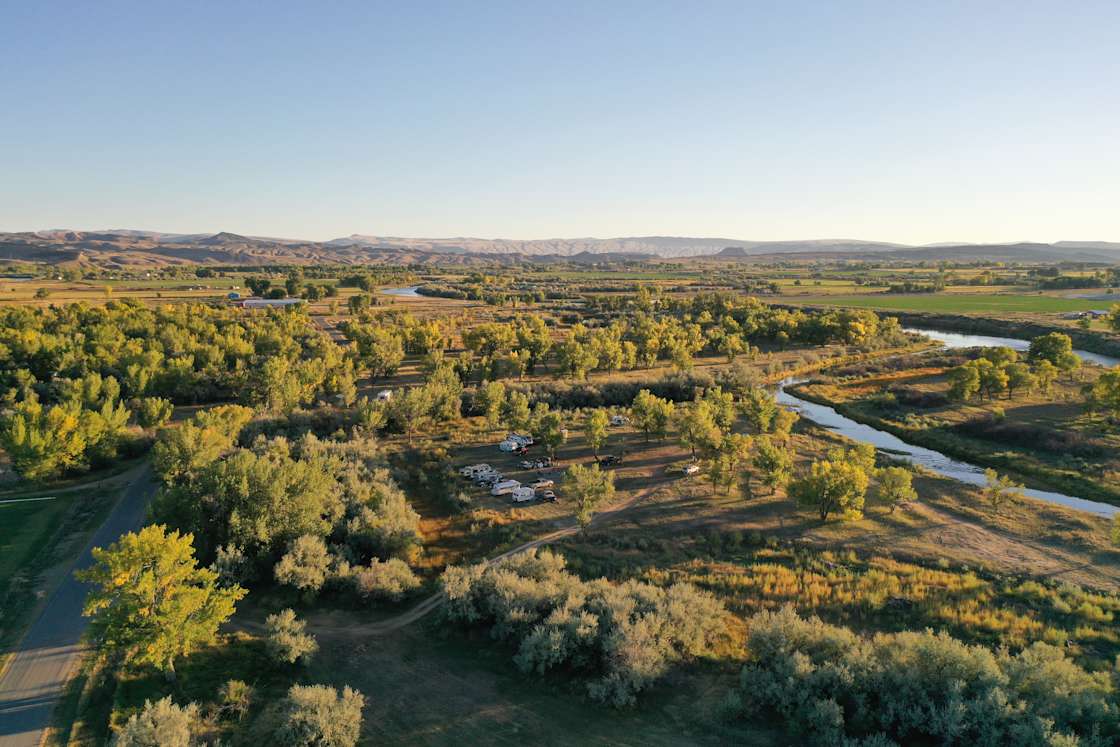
(790, 293, 1110, 313)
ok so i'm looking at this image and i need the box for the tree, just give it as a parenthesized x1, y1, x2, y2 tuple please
(1084, 368, 1120, 416)
(584, 409, 610, 458)
(631, 389, 674, 442)
(133, 396, 174, 429)
(1028, 332, 1074, 367)
(674, 401, 721, 459)
(789, 454, 870, 521)
(752, 436, 791, 495)
(1034, 359, 1059, 395)
(274, 535, 331, 595)
(982, 468, 1023, 513)
(706, 433, 752, 495)
(76, 525, 245, 676)
(503, 391, 532, 433)
(350, 326, 404, 380)
(1112, 514, 1120, 548)
(533, 405, 567, 460)
(151, 405, 253, 482)
(387, 386, 431, 445)
(265, 608, 318, 666)
(947, 362, 981, 401)
(741, 387, 777, 433)
(1004, 362, 1036, 398)
(275, 684, 365, 747)
(874, 466, 917, 512)
(565, 462, 616, 528)
(424, 364, 464, 422)
(701, 386, 736, 430)
(475, 380, 506, 432)
(112, 697, 199, 747)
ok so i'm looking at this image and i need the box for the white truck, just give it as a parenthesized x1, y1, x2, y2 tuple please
(510, 486, 536, 503)
(490, 479, 521, 496)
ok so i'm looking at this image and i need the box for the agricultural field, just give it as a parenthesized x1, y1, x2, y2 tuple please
(789, 292, 1111, 313)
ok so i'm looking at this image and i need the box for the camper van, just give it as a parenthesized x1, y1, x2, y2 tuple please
(490, 479, 521, 496)
(460, 463, 491, 477)
(510, 487, 536, 503)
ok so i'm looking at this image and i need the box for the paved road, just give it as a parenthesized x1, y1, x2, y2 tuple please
(0, 467, 157, 747)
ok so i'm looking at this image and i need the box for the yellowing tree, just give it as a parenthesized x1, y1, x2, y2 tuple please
(77, 525, 245, 676)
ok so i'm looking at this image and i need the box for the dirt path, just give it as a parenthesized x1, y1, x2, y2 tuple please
(248, 485, 656, 638)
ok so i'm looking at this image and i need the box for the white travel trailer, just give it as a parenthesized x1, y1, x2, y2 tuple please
(510, 487, 536, 503)
(490, 479, 521, 496)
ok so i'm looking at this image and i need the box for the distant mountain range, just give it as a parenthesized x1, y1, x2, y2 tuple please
(0, 230, 1118, 267)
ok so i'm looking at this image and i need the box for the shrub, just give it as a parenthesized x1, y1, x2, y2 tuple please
(441, 549, 727, 706)
(112, 697, 199, 747)
(736, 606, 1118, 745)
(348, 557, 421, 601)
(274, 535, 331, 595)
(217, 679, 253, 721)
(265, 608, 318, 666)
(274, 684, 365, 747)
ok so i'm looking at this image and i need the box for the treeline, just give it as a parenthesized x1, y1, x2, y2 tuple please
(0, 300, 356, 480)
(441, 549, 727, 706)
(732, 606, 1118, 746)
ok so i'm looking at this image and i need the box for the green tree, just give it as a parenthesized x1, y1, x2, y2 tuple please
(874, 466, 917, 513)
(1004, 362, 1036, 398)
(947, 362, 981, 401)
(1034, 359, 1059, 395)
(631, 389, 674, 442)
(424, 364, 464, 422)
(387, 386, 432, 445)
(533, 404, 567, 461)
(982, 468, 1023, 513)
(752, 436, 791, 495)
(1084, 368, 1120, 416)
(475, 380, 506, 432)
(706, 433, 753, 495)
(741, 387, 777, 433)
(789, 454, 870, 521)
(503, 390, 532, 433)
(674, 401, 721, 459)
(584, 409, 610, 458)
(76, 525, 245, 676)
(565, 462, 616, 528)
(133, 396, 174, 429)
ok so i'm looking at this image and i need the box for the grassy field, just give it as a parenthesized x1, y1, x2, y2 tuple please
(789, 292, 1110, 313)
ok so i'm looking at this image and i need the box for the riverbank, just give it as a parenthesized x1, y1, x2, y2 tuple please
(787, 378, 1120, 512)
(890, 311, 1120, 361)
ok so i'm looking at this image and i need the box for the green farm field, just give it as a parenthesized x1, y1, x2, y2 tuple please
(789, 292, 1111, 313)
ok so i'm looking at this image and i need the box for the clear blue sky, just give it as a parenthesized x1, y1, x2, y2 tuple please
(3, 1, 1117, 244)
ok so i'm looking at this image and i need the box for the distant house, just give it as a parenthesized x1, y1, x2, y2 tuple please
(234, 297, 304, 309)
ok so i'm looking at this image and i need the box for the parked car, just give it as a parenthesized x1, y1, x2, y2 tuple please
(683, 463, 700, 476)
(520, 460, 535, 469)
(529, 478, 554, 489)
(540, 490, 557, 502)
(609, 415, 629, 426)
(598, 455, 620, 466)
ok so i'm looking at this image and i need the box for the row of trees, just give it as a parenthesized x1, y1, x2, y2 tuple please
(947, 334, 1079, 402)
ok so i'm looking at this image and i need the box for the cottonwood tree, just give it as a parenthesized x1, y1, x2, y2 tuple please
(532, 404, 567, 461)
(77, 525, 245, 677)
(1029, 332, 1081, 379)
(706, 433, 752, 495)
(387, 386, 431, 445)
(674, 401, 721, 459)
(752, 436, 791, 495)
(503, 391, 532, 433)
(1084, 369, 1120, 417)
(874, 466, 917, 512)
(631, 389, 674, 442)
(740, 387, 777, 433)
(475, 380, 506, 431)
(584, 409, 610, 458)
(565, 462, 616, 528)
(789, 450, 871, 521)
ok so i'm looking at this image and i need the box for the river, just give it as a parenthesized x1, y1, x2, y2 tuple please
(777, 328, 1119, 517)
(380, 285, 422, 297)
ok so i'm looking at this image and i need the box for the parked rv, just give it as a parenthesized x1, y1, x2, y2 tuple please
(490, 479, 521, 496)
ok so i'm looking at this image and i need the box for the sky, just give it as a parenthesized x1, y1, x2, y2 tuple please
(2, 1, 1117, 244)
